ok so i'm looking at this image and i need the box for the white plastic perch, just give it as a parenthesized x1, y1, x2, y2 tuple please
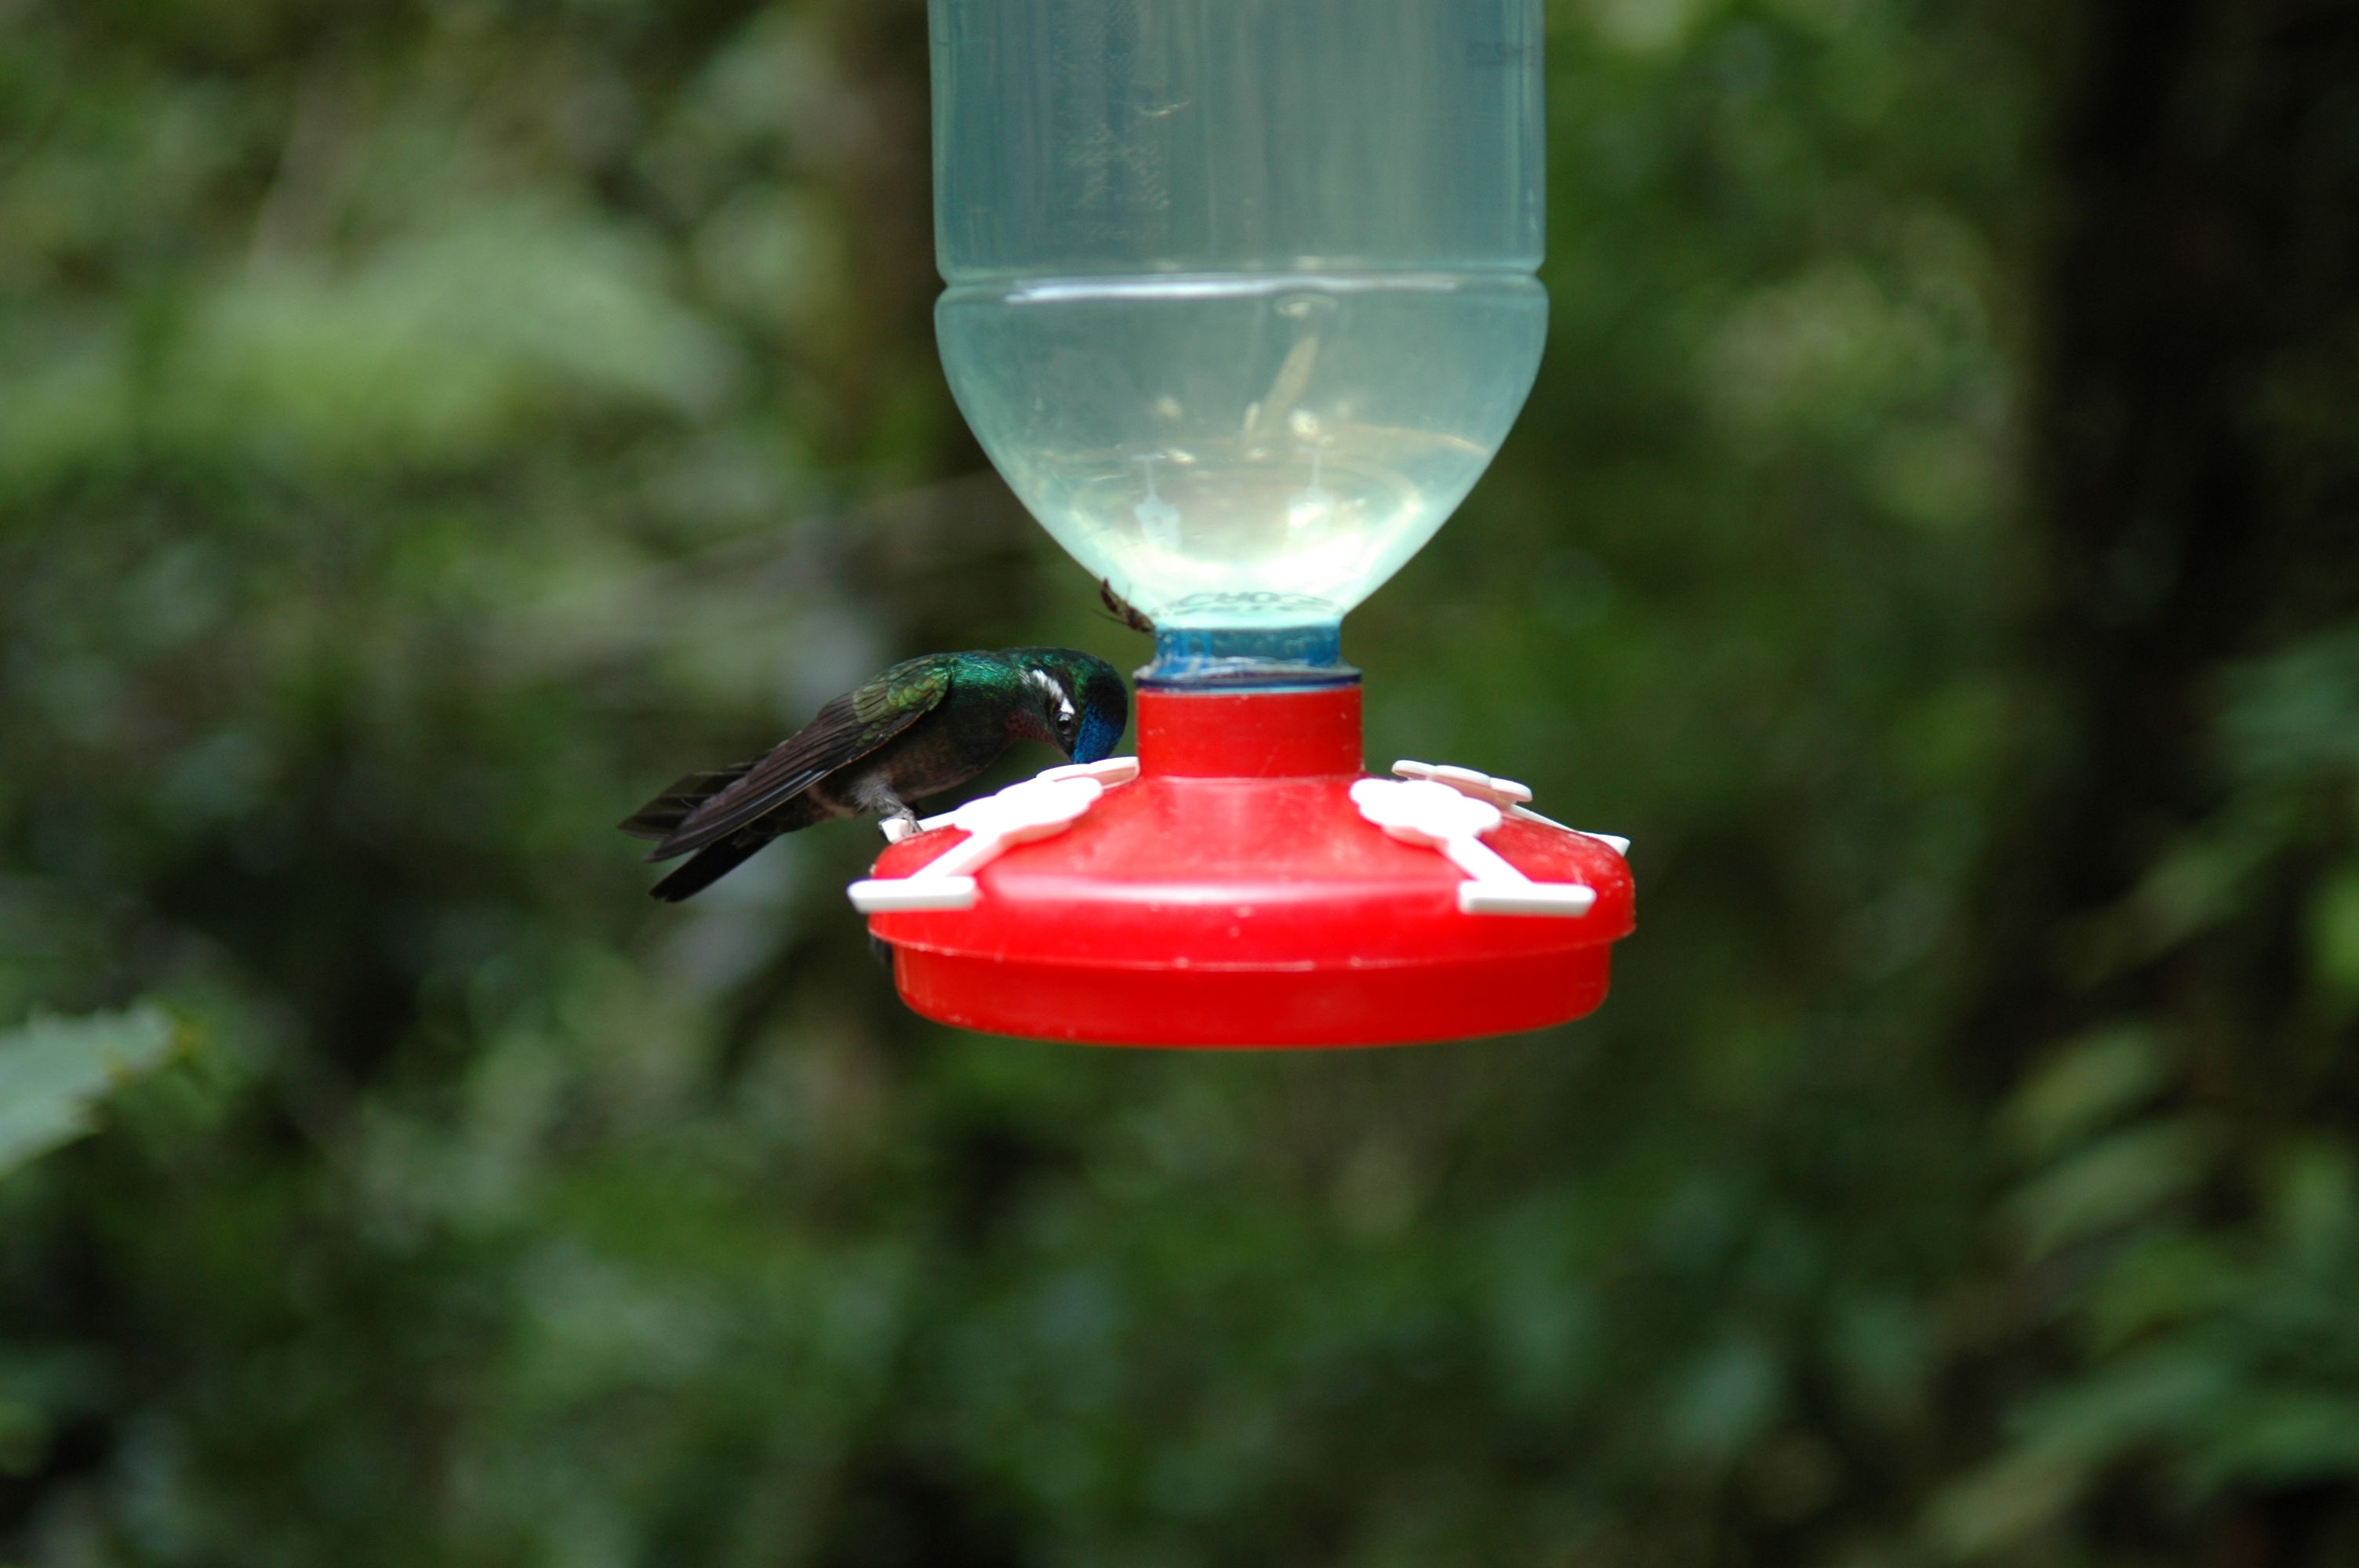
(1391, 760, 1630, 856)
(878, 755, 1140, 846)
(849, 768, 1103, 909)
(849, 772, 1109, 914)
(1350, 777, 1598, 917)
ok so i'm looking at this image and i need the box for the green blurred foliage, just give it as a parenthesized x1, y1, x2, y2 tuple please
(1, 0, 2354, 1563)
(0, 1007, 180, 1177)
(1932, 625, 2359, 1562)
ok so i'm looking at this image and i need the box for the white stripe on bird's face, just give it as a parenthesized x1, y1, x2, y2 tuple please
(1027, 667, 1075, 728)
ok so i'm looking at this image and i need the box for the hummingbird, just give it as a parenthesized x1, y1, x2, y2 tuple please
(622, 648, 1129, 902)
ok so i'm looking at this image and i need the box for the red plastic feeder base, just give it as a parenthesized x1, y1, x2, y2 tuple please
(862, 684, 1634, 1047)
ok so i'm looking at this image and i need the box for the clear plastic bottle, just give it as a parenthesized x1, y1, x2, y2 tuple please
(930, 0, 1546, 671)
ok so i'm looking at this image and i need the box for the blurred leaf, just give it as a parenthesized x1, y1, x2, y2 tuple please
(2220, 619, 2359, 782)
(170, 209, 739, 470)
(1662, 1334, 1783, 1465)
(2268, 1140, 2359, 1269)
(2082, 1233, 2240, 1349)
(2308, 866, 2359, 1004)
(2008, 1119, 2212, 1259)
(1932, 1352, 2232, 1555)
(0, 1003, 179, 1177)
(1824, 1290, 1931, 1428)
(2194, 1393, 2359, 1490)
(1925, 1446, 2081, 1559)
(2001, 1025, 2165, 1164)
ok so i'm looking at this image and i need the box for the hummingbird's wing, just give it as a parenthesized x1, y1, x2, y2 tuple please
(648, 658, 954, 859)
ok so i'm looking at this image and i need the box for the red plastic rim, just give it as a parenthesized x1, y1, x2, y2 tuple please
(863, 684, 1634, 1047)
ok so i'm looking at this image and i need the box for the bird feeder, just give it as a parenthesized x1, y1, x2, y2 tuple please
(856, 0, 1634, 1046)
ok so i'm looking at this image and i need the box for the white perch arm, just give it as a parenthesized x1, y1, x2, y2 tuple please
(1350, 779, 1597, 917)
(884, 755, 1140, 843)
(850, 774, 1107, 913)
(1392, 760, 1631, 856)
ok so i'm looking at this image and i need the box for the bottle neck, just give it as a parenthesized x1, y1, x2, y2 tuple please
(1137, 624, 1357, 690)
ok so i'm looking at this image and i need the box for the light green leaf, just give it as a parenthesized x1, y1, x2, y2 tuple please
(0, 1004, 181, 1178)
(2270, 1139, 2359, 1269)
(2008, 1119, 2211, 1258)
(167, 207, 740, 470)
(1925, 1447, 2082, 1559)
(2309, 866, 2359, 1004)
(2003, 1025, 2164, 1163)
(1930, 1352, 2233, 1556)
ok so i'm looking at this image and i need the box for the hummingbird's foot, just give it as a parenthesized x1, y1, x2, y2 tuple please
(878, 809, 921, 844)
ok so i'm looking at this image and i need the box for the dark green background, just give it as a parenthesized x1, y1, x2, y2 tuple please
(4, 0, 2357, 1562)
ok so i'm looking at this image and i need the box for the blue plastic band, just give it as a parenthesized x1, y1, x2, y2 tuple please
(1138, 625, 1358, 688)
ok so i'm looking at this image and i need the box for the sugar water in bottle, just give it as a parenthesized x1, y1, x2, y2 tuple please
(931, 0, 1547, 660)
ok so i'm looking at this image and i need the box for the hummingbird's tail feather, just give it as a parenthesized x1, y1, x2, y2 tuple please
(645, 789, 835, 898)
(643, 789, 831, 867)
(620, 763, 757, 842)
(648, 835, 769, 902)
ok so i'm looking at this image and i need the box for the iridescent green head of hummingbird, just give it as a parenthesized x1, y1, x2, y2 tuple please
(620, 647, 1129, 902)
(1009, 645, 1130, 765)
